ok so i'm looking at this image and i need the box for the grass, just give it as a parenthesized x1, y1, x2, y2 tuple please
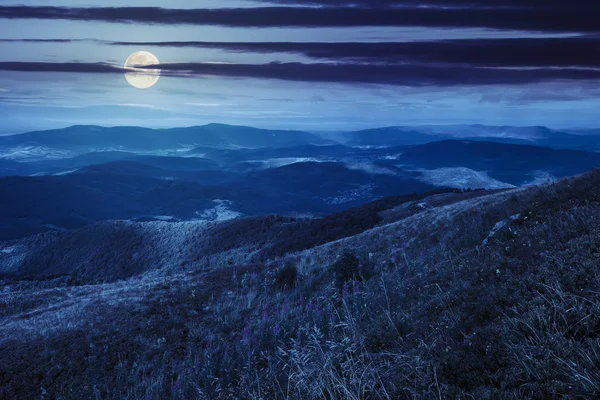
(0, 170, 599, 399)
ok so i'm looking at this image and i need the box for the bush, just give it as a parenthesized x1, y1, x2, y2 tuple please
(331, 249, 371, 288)
(273, 263, 298, 290)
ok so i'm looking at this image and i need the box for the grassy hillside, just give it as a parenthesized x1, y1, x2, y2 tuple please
(0, 188, 486, 283)
(0, 170, 599, 399)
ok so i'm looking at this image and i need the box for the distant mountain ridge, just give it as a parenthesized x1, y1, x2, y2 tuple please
(1, 138, 598, 240)
(0, 123, 333, 158)
(0, 122, 598, 241)
(342, 124, 600, 150)
(1, 124, 600, 164)
(399, 140, 600, 185)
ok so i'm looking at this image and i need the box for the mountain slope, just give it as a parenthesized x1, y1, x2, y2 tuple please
(1, 188, 492, 282)
(343, 124, 600, 150)
(0, 159, 32, 176)
(1, 170, 599, 399)
(343, 126, 446, 146)
(400, 140, 600, 185)
(0, 160, 440, 240)
(0, 170, 599, 399)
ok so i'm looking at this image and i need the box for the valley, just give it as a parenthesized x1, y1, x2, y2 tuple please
(1, 124, 599, 241)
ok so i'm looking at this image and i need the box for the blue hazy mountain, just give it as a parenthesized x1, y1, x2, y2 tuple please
(0, 124, 599, 240)
(3, 124, 600, 164)
(0, 161, 437, 240)
(342, 127, 450, 146)
(342, 125, 600, 150)
(0, 123, 333, 155)
(183, 144, 364, 161)
(0, 158, 33, 176)
(399, 140, 600, 185)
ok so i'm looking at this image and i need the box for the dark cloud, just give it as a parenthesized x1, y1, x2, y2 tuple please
(2, 61, 599, 87)
(0, 6, 599, 32)
(5, 37, 598, 68)
(110, 38, 600, 68)
(150, 62, 600, 86)
(249, 0, 598, 8)
(0, 39, 74, 43)
(0, 62, 121, 73)
(6, 37, 600, 68)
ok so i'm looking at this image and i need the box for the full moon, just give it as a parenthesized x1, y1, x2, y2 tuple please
(124, 51, 160, 89)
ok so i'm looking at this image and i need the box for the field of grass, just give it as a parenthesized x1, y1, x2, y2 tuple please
(1, 170, 599, 399)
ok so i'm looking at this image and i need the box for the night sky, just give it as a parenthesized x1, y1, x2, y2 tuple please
(1, 0, 599, 133)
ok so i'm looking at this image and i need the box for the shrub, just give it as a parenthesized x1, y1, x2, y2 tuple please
(272, 263, 298, 290)
(331, 249, 372, 288)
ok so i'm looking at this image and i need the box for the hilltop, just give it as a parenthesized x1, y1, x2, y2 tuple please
(1, 169, 599, 399)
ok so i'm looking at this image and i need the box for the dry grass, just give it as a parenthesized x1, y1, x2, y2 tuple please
(0, 170, 599, 399)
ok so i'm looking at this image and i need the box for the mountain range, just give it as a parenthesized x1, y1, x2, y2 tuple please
(0, 123, 598, 240)
(1, 122, 599, 398)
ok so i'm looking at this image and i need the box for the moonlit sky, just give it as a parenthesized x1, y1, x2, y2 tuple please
(0, 0, 599, 134)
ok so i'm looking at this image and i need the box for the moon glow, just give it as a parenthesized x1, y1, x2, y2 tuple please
(124, 51, 160, 89)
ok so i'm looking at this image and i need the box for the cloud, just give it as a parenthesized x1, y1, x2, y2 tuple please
(108, 37, 600, 68)
(185, 102, 225, 107)
(0, 5, 598, 32)
(0, 38, 75, 43)
(117, 103, 165, 109)
(259, 98, 295, 102)
(0, 62, 120, 73)
(5, 37, 600, 68)
(478, 84, 600, 105)
(143, 62, 600, 86)
(249, 0, 597, 8)
(2, 61, 599, 87)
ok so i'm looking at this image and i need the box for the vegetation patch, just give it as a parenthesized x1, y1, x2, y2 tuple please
(1, 170, 599, 399)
